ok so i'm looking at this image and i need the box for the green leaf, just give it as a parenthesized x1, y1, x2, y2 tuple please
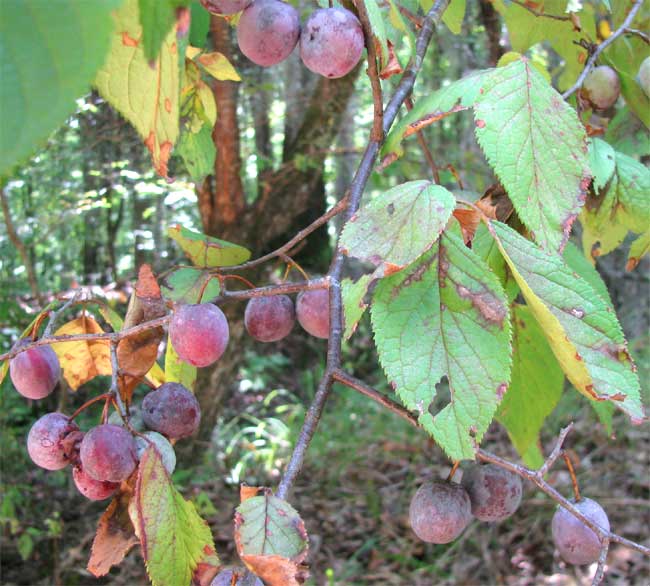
(134, 447, 216, 586)
(472, 223, 519, 303)
(496, 304, 564, 466)
(161, 267, 221, 303)
(627, 230, 650, 271)
(165, 337, 197, 390)
(362, 0, 389, 68)
(442, 0, 466, 34)
(371, 225, 512, 460)
(176, 125, 216, 182)
(474, 58, 590, 251)
(95, 0, 180, 177)
(382, 70, 486, 163)
(138, 0, 180, 61)
(581, 150, 650, 261)
(168, 224, 251, 267)
(195, 51, 240, 81)
(189, 1, 210, 47)
(563, 242, 612, 307)
(341, 274, 373, 340)
(234, 493, 308, 558)
(488, 220, 644, 422)
(588, 138, 616, 193)
(0, 0, 119, 176)
(339, 181, 455, 274)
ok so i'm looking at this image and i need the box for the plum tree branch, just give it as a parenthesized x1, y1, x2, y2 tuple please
(276, 0, 452, 500)
(562, 0, 644, 100)
(333, 370, 650, 565)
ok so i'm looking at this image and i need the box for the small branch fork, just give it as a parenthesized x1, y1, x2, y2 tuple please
(562, 0, 645, 100)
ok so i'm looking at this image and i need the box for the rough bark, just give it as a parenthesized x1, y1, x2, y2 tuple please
(192, 24, 362, 444)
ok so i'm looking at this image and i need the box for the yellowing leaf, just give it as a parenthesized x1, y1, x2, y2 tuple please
(168, 224, 251, 267)
(95, 0, 179, 177)
(134, 447, 216, 586)
(53, 316, 111, 391)
(197, 52, 240, 81)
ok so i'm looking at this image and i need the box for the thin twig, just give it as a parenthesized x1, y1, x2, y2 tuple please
(355, 0, 384, 142)
(562, 451, 581, 502)
(405, 95, 441, 183)
(43, 291, 82, 338)
(510, 0, 572, 21)
(333, 369, 650, 559)
(562, 0, 644, 100)
(624, 27, 650, 44)
(536, 423, 574, 477)
(592, 537, 610, 586)
(276, 0, 453, 500)
(110, 339, 127, 418)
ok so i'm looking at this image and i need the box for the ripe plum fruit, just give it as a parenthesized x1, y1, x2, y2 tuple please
(296, 289, 329, 339)
(135, 431, 176, 474)
(244, 295, 295, 342)
(237, 0, 300, 67)
(73, 466, 119, 501)
(200, 0, 251, 14)
(27, 413, 79, 470)
(300, 7, 364, 78)
(169, 303, 230, 367)
(10, 341, 61, 400)
(141, 382, 201, 439)
(580, 65, 620, 110)
(552, 497, 610, 565)
(461, 463, 522, 522)
(409, 481, 472, 544)
(79, 424, 138, 482)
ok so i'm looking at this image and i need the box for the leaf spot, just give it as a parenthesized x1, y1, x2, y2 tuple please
(121, 32, 139, 47)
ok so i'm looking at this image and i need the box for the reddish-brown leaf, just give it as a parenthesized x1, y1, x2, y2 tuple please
(239, 555, 309, 586)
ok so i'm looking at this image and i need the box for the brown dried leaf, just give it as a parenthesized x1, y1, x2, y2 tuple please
(477, 183, 514, 222)
(240, 485, 262, 503)
(239, 555, 309, 586)
(379, 40, 403, 80)
(88, 492, 139, 577)
(53, 315, 111, 390)
(453, 208, 481, 244)
(191, 545, 222, 586)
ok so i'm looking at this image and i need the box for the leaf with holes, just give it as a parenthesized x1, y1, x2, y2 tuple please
(339, 181, 455, 275)
(234, 492, 309, 586)
(488, 220, 644, 422)
(474, 58, 590, 251)
(133, 447, 216, 586)
(95, 0, 180, 177)
(53, 316, 111, 391)
(168, 224, 251, 268)
(496, 304, 564, 468)
(371, 224, 512, 460)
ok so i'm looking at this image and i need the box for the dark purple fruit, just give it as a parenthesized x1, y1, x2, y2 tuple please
(72, 466, 119, 501)
(169, 303, 230, 367)
(552, 497, 610, 565)
(27, 413, 79, 470)
(237, 0, 300, 67)
(296, 289, 329, 339)
(581, 65, 620, 110)
(10, 341, 61, 400)
(300, 7, 364, 79)
(79, 424, 138, 482)
(200, 0, 252, 15)
(461, 463, 522, 522)
(409, 481, 472, 544)
(141, 382, 201, 439)
(244, 295, 295, 342)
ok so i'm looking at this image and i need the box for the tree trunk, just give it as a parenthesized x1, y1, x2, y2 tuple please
(192, 20, 362, 444)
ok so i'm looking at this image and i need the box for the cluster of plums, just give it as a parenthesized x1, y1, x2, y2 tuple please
(169, 289, 330, 369)
(410, 464, 610, 566)
(200, 0, 365, 79)
(24, 382, 199, 500)
(580, 56, 650, 111)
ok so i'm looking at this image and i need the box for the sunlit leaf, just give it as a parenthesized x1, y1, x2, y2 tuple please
(168, 224, 251, 267)
(341, 274, 373, 340)
(95, 0, 180, 177)
(371, 224, 512, 460)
